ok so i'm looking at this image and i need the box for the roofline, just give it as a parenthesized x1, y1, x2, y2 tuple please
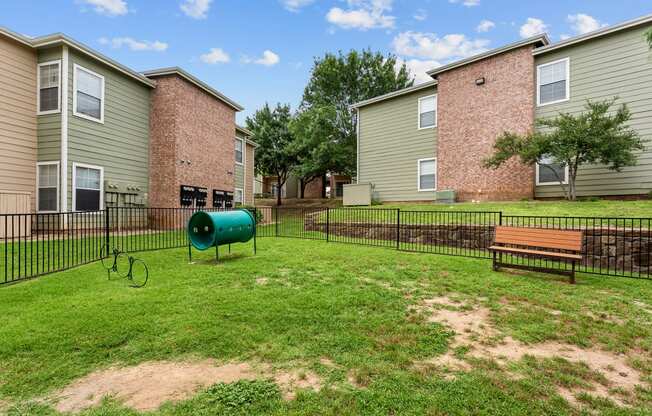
(236, 124, 253, 136)
(533, 13, 652, 56)
(143, 67, 244, 111)
(0, 27, 156, 88)
(350, 80, 438, 109)
(427, 34, 550, 77)
(236, 125, 259, 147)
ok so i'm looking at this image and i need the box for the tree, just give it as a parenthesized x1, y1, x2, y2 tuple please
(245, 103, 298, 206)
(646, 27, 652, 48)
(483, 98, 644, 201)
(289, 106, 344, 198)
(301, 49, 413, 177)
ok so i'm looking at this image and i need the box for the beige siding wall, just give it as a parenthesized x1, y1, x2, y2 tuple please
(358, 87, 438, 201)
(245, 143, 255, 205)
(534, 24, 652, 198)
(66, 50, 151, 209)
(0, 36, 37, 210)
(234, 131, 245, 198)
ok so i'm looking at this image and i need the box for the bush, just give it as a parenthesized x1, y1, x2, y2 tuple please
(241, 205, 264, 223)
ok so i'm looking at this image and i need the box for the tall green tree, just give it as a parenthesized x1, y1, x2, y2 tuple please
(290, 106, 344, 198)
(483, 98, 644, 201)
(646, 27, 652, 48)
(245, 103, 298, 206)
(300, 49, 413, 177)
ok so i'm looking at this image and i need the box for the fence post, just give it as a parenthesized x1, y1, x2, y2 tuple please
(499, 211, 503, 226)
(326, 208, 330, 242)
(396, 209, 401, 250)
(104, 207, 110, 251)
(275, 207, 279, 237)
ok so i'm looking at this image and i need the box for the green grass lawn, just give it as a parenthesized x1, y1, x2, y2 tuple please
(1, 238, 651, 415)
(376, 199, 652, 218)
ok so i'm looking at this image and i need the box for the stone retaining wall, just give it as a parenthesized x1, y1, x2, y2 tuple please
(305, 216, 651, 273)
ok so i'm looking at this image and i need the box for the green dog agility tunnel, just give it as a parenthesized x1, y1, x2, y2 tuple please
(187, 210, 256, 260)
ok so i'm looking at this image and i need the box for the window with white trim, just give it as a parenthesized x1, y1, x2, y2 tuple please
(37, 61, 61, 114)
(536, 156, 568, 185)
(537, 58, 569, 106)
(74, 65, 105, 122)
(418, 158, 436, 191)
(234, 188, 244, 204)
(418, 95, 437, 129)
(37, 162, 59, 212)
(74, 164, 103, 211)
(235, 138, 243, 164)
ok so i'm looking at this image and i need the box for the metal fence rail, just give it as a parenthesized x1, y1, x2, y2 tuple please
(1, 206, 650, 285)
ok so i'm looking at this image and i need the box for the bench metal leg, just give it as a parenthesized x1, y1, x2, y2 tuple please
(570, 261, 576, 284)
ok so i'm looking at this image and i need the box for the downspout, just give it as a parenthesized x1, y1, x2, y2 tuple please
(60, 45, 69, 216)
(243, 139, 247, 204)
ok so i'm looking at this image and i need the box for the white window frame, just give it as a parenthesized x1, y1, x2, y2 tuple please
(535, 161, 569, 186)
(417, 94, 437, 130)
(536, 57, 570, 107)
(235, 138, 244, 165)
(72, 162, 104, 212)
(72, 64, 105, 124)
(36, 60, 62, 115)
(36, 161, 60, 213)
(417, 157, 437, 192)
(234, 187, 244, 204)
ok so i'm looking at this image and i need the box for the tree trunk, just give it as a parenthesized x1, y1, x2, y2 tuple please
(276, 177, 282, 206)
(300, 179, 306, 199)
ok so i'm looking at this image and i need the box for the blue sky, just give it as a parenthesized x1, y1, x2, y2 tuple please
(1, 0, 651, 122)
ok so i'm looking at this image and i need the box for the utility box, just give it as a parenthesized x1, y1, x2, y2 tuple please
(435, 189, 456, 204)
(343, 183, 372, 206)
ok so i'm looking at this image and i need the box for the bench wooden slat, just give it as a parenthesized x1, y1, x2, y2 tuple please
(491, 226, 584, 284)
(489, 246, 583, 260)
(494, 226, 583, 251)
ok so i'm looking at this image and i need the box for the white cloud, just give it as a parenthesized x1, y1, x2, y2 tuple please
(413, 9, 427, 21)
(449, 0, 480, 7)
(567, 13, 606, 35)
(326, 0, 395, 31)
(281, 0, 314, 12)
(396, 58, 440, 83)
(476, 19, 495, 33)
(255, 50, 281, 66)
(180, 0, 212, 19)
(392, 31, 490, 61)
(200, 48, 230, 64)
(519, 17, 548, 38)
(560, 34, 571, 40)
(78, 0, 128, 16)
(99, 37, 168, 52)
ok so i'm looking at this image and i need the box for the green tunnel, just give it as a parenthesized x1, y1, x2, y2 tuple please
(187, 210, 256, 251)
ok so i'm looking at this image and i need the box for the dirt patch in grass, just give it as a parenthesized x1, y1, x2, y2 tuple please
(415, 296, 647, 407)
(53, 360, 323, 413)
(255, 277, 269, 285)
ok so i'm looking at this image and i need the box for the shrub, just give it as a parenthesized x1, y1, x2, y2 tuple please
(241, 205, 264, 223)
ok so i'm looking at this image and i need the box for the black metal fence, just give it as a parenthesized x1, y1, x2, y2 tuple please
(1, 206, 650, 285)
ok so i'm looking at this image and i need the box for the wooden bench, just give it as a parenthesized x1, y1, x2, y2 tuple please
(489, 226, 583, 283)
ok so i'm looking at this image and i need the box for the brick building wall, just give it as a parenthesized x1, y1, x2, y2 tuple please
(436, 46, 536, 201)
(149, 75, 236, 208)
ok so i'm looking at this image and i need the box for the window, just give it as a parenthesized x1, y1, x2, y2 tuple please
(37, 162, 59, 212)
(37, 61, 61, 114)
(536, 156, 568, 185)
(418, 95, 437, 129)
(235, 138, 243, 164)
(73, 64, 105, 123)
(418, 158, 436, 191)
(234, 188, 244, 205)
(537, 58, 569, 106)
(73, 163, 103, 211)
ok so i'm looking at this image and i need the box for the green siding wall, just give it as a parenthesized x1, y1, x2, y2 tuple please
(358, 87, 438, 201)
(234, 131, 245, 190)
(534, 24, 652, 198)
(37, 47, 62, 162)
(66, 50, 151, 209)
